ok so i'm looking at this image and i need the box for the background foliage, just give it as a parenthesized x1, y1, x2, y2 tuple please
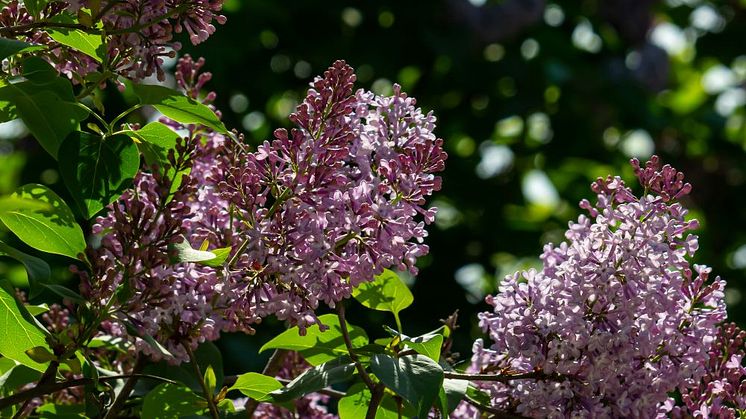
(1, 0, 745, 375)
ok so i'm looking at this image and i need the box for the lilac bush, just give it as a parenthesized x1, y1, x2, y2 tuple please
(0, 1, 743, 417)
(454, 157, 728, 417)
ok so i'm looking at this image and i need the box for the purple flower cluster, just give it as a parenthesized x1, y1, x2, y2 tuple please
(454, 157, 726, 418)
(0, 0, 226, 81)
(205, 60, 446, 332)
(78, 58, 444, 361)
(671, 323, 746, 418)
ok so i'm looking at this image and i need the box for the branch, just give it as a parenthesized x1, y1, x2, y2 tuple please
(337, 303, 376, 390)
(102, 355, 146, 419)
(0, 371, 175, 411)
(0, 21, 95, 36)
(443, 371, 566, 383)
(463, 395, 526, 419)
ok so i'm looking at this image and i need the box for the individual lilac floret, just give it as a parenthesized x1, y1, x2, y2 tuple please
(454, 157, 726, 418)
(211, 60, 447, 333)
(671, 323, 746, 418)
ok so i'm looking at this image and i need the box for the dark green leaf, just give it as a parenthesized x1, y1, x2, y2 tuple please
(228, 372, 282, 401)
(36, 403, 87, 418)
(58, 132, 140, 219)
(260, 313, 369, 366)
(47, 29, 104, 62)
(141, 383, 206, 419)
(439, 378, 468, 414)
(41, 284, 86, 304)
(0, 38, 44, 61)
(131, 83, 227, 132)
(271, 356, 356, 402)
(141, 342, 223, 394)
(23, 0, 49, 16)
(14, 91, 88, 158)
(370, 354, 444, 418)
(0, 280, 51, 372)
(0, 239, 52, 297)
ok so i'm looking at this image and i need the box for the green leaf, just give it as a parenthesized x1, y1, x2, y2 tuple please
(0, 58, 87, 156)
(141, 383, 206, 419)
(370, 354, 444, 418)
(41, 283, 86, 304)
(0, 280, 51, 372)
(168, 237, 217, 263)
(36, 403, 87, 418)
(339, 382, 416, 419)
(142, 342, 223, 394)
(14, 91, 89, 158)
(24, 303, 49, 316)
(439, 378, 468, 414)
(0, 38, 44, 61)
(198, 247, 231, 267)
(403, 331, 444, 362)
(23, 0, 49, 16)
(228, 372, 282, 402)
(0, 184, 87, 260)
(0, 239, 52, 297)
(58, 132, 140, 219)
(47, 29, 104, 62)
(270, 356, 356, 402)
(204, 365, 217, 396)
(259, 313, 369, 366)
(352, 269, 413, 331)
(131, 83, 227, 133)
(132, 121, 180, 170)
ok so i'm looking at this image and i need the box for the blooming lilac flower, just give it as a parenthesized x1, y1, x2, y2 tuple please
(454, 157, 726, 418)
(0, 0, 226, 81)
(77, 58, 444, 362)
(210, 60, 447, 332)
(671, 322, 746, 418)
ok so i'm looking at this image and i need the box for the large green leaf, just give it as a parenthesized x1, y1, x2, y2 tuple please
(0, 239, 51, 296)
(0, 38, 44, 61)
(0, 58, 87, 155)
(352, 269, 413, 330)
(141, 383, 206, 419)
(47, 29, 104, 62)
(228, 372, 282, 402)
(0, 280, 50, 372)
(339, 382, 416, 419)
(132, 121, 180, 170)
(437, 378, 468, 415)
(58, 132, 140, 219)
(131, 83, 227, 133)
(370, 354, 444, 418)
(0, 184, 87, 260)
(259, 313, 369, 366)
(270, 356, 356, 402)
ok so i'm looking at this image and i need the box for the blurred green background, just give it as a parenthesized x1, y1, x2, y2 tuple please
(2, 0, 746, 374)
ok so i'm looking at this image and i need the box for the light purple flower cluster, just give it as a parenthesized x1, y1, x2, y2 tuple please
(454, 157, 726, 418)
(0, 0, 225, 81)
(206, 60, 447, 332)
(671, 322, 746, 418)
(78, 58, 444, 362)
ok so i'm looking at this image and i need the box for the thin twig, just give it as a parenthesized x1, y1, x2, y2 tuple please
(337, 303, 376, 390)
(443, 371, 566, 383)
(11, 360, 58, 419)
(184, 344, 220, 419)
(463, 395, 526, 419)
(365, 383, 385, 419)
